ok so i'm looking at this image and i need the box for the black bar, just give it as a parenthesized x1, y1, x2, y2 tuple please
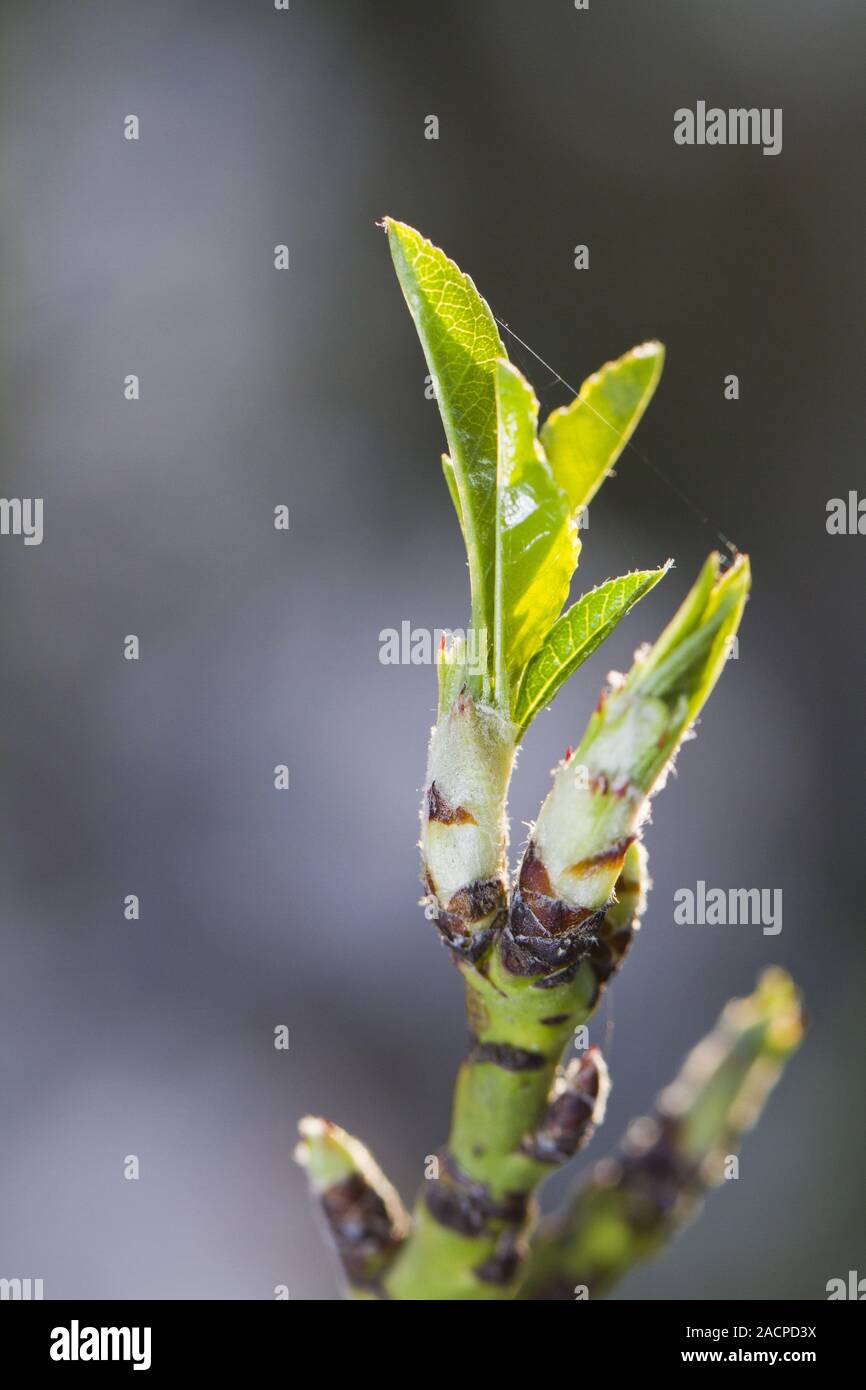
(1, 1298, 858, 1374)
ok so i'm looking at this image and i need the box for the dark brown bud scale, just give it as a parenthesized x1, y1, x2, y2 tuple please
(567, 834, 636, 878)
(613, 1114, 699, 1234)
(522, 1050, 606, 1164)
(434, 876, 508, 962)
(518, 843, 555, 896)
(474, 1229, 522, 1285)
(586, 916, 638, 992)
(425, 1150, 529, 1239)
(500, 842, 606, 975)
(531, 960, 581, 991)
(472, 1041, 547, 1072)
(426, 781, 477, 826)
(447, 877, 505, 923)
(319, 1173, 404, 1289)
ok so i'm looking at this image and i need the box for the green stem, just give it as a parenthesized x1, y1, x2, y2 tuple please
(383, 852, 645, 1300)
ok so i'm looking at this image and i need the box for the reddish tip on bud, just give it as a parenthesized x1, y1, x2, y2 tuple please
(564, 746, 573, 762)
(454, 684, 473, 715)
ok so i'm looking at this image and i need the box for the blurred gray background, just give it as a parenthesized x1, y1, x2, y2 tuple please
(1, 0, 863, 1300)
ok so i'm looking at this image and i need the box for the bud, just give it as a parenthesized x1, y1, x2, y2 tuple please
(506, 555, 749, 976)
(422, 689, 515, 957)
(523, 1049, 610, 1164)
(295, 1117, 408, 1293)
(520, 968, 802, 1298)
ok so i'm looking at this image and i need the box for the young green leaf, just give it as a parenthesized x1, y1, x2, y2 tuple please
(576, 551, 751, 795)
(541, 342, 665, 514)
(513, 565, 671, 733)
(494, 360, 579, 704)
(385, 219, 505, 654)
(630, 553, 749, 730)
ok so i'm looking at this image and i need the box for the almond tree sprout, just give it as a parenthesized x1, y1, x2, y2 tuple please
(295, 223, 801, 1301)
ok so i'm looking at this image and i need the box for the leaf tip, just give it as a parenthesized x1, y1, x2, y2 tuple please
(632, 337, 665, 360)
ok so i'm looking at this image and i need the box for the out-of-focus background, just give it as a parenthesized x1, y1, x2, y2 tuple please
(1, 0, 863, 1300)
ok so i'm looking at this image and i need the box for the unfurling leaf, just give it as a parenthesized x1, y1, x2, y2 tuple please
(513, 565, 671, 734)
(385, 219, 505, 658)
(541, 342, 665, 513)
(576, 551, 751, 795)
(494, 361, 579, 703)
(386, 224, 669, 731)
